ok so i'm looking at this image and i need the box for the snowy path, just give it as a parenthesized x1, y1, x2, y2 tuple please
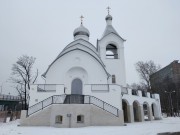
(0, 118, 180, 135)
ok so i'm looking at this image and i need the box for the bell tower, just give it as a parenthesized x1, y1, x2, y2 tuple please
(97, 7, 126, 86)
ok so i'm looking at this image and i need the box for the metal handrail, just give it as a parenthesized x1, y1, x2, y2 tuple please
(85, 95, 119, 116)
(27, 94, 119, 117)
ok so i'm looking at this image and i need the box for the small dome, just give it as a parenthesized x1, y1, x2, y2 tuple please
(105, 14, 113, 21)
(73, 24, 90, 37)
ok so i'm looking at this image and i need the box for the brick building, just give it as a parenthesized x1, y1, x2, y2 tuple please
(150, 60, 180, 116)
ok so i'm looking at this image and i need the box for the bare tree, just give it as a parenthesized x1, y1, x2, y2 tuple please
(130, 82, 147, 91)
(10, 55, 38, 110)
(135, 60, 161, 92)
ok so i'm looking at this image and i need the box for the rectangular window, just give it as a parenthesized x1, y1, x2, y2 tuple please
(77, 115, 84, 123)
(55, 115, 63, 124)
(112, 75, 116, 83)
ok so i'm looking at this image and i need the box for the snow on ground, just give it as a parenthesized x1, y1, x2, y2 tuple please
(0, 118, 180, 135)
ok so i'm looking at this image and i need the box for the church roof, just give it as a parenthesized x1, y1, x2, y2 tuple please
(42, 39, 110, 78)
(62, 38, 97, 55)
(102, 25, 119, 37)
(101, 25, 126, 41)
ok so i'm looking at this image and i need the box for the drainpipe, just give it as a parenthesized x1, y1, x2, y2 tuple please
(67, 114, 71, 128)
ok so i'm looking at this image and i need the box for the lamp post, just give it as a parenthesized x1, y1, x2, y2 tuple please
(165, 90, 175, 116)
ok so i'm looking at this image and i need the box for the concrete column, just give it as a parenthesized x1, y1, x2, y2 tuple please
(138, 105, 144, 122)
(127, 105, 134, 123)
(147, 92, 151, 98)
(118, 110, 124, 125)
(148, 106, 153, 121)
(20, 110, 27, 125)
(127, 88, 132, 95)
(138, 90, 142, 97)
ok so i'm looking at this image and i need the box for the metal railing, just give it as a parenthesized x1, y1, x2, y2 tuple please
(0, 95, 21, 101)
(84, 95, 119, 117)
(28, 95, 66, 116)
(27, 94, 119, 117)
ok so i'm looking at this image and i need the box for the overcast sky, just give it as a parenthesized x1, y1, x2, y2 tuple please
(0, 0, 180, 95)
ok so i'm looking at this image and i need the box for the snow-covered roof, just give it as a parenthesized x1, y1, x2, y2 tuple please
(101, 25, 125, 41)
(42, 39, 110, 78)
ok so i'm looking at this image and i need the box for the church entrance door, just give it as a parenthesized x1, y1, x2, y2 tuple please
(71, 78, 82, 95)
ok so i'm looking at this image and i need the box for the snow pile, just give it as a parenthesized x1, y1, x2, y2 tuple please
(0, 118, 180, 135)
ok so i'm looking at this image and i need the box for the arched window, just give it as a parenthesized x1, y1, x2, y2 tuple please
(106, 44, 118, 59)
(112, 75, 116, 83)
(77, 115, 84, 123)
(55, 115, 63, 124)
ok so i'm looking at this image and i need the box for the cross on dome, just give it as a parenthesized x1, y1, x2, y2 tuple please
(73, 15, 90, 41)
(80, 15, 84, 24)
(105, 6, 113, 22)
(107, 6, 111, 15)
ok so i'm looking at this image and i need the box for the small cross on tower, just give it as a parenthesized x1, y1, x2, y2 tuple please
(107, 6, 111, 15)
(80, 15, 84, 24)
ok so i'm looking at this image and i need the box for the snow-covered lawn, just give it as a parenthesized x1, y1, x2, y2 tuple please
(0, 117, 180, 135)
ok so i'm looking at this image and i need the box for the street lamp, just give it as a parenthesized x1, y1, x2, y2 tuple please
(165, 90, 176, 116)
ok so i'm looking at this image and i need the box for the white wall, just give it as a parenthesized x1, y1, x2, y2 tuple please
(98, 33, 126, 87)
(84, 84, 122, 110)
(122, 89, 162, 119)
(29, 84, 64, 106)
(45, 49, 108, 93)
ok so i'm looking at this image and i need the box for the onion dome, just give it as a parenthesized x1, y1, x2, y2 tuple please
(73, 24, 90, 38)
(105, 14, 113, 26)
(105, 14, 113, 21)
(73, 24, 90, 41)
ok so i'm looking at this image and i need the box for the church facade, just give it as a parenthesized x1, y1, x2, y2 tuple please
(20, 12, 162, 128)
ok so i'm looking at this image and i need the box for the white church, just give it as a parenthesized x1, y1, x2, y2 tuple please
(20, 9, 162, 128)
